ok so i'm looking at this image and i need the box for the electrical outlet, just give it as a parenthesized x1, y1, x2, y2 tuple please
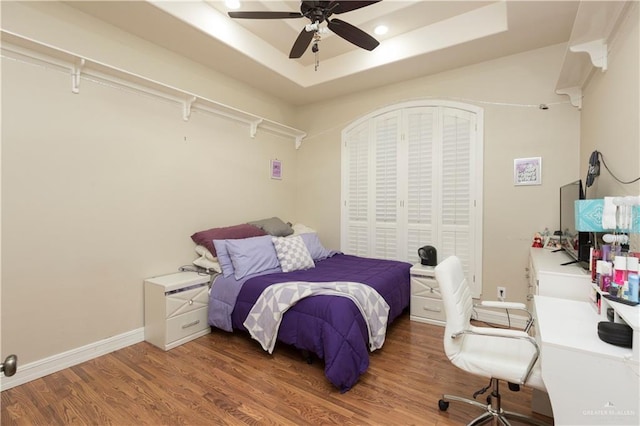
(497, 287, 506, 300)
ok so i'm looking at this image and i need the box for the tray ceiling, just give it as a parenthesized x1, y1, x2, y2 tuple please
(66, 1, 581, 105)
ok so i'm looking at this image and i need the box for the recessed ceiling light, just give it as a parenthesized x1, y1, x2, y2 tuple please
(225, 0, 240, 10)
(374, 25, 388, 36)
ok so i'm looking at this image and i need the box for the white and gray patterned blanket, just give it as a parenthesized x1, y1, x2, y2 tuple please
(243, 281, 390, 354)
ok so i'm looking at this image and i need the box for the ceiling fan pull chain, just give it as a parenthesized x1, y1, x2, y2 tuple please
(313, 32, 322, 71)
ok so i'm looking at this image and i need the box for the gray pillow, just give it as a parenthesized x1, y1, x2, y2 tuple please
(248, 217, 294, 237)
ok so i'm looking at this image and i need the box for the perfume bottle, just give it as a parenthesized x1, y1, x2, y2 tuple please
(602, 274, 612, 293)
(601, 261, 613, 292)
(613, 256, 627, 286)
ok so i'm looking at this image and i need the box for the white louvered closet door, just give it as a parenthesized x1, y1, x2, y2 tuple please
(404, 107, 436, 264)
(439, 108, 477, 286)
(343, 121, 370, 257)
(341, 102, 482, 297)
(372, 112, 400, 260)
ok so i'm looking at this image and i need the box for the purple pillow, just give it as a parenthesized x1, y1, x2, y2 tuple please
(213, 239, 235, 278)
(299, 232, 333, 261)
(226, 235, 280, 280)
(191, 224, 266, 257)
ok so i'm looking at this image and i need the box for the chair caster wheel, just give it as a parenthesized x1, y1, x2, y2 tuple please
(486, 396, 492, 405)
(438, 399, 449, 411)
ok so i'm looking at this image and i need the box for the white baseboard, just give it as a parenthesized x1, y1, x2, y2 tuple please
(472, 307, 530, 329)
(1, 327, 144, 391)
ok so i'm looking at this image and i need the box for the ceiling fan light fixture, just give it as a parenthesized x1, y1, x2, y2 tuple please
(228, 0, 381, 59)
(374, 25, 388, 35)
(305, 22, 320, 32)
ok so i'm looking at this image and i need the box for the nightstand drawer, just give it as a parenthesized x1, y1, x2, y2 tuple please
(166, 285, 209, 318)
(166, 307, 209, 344)
(145, 271, 212, 351)
(411, 276, 441, 299)
(410, 296, 445, 322)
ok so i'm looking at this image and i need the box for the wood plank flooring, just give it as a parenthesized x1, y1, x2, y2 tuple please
(1, 314, 553, 425)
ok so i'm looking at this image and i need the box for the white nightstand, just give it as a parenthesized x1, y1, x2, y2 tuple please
(409, 263, 444, 326)
(144, 271, 212, 350)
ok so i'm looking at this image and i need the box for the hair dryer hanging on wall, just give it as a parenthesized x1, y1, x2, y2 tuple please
(586, 150, 600, 187)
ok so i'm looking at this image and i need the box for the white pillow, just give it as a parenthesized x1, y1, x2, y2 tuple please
(272, 236, 315, 273)
(193, 255, 222, 273)
(195, 245, 217, 261)
(291, 223, 317, 235)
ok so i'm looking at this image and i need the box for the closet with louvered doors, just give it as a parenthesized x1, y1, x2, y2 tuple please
(341, 101, 483, 297)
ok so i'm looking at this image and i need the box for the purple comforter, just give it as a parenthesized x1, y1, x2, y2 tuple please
(230, 254, 411, 392)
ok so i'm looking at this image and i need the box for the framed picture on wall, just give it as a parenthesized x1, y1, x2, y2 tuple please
(514, 157, 542, 186)
(270, 159, 282, 180)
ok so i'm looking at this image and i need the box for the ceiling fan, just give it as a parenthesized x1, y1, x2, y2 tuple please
(228, 1, 381, 59)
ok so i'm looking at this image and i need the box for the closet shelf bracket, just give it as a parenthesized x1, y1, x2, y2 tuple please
(71, 58, 85, 94)
(0, 30, 307, 148)
(570, 39, 607, 71)
(554, 1, 632, 109)
(555, 87, 582, 110)
(250, 119, 264, 138)
(183, 96, 196, 121)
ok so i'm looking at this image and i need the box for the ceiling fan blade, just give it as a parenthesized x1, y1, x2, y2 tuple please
(228, 11, 303, 19)
(289, 29, 315, 58)
(328, 18, 379, 51)
(330, 1, 381, 15)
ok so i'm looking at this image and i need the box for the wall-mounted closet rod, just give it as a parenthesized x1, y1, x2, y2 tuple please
(0, 30, 307, 149)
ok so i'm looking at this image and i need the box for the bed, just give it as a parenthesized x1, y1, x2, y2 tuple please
(192, 220, 411, 392)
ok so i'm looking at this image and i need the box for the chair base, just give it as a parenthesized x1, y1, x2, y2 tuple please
(438, 379, 550, 426)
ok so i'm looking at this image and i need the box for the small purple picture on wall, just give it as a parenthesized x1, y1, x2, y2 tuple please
(514, 157, 542, 186)
(271, 159, 282, 180)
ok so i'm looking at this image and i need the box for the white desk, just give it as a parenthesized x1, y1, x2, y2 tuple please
(599, 295, 640, 362)
(534, 295, 640, 425)
(528, 248, 592, 304)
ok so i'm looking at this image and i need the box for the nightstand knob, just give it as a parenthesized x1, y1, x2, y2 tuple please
(189, 299, 193, 305)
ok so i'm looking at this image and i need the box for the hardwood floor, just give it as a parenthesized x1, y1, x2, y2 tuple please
(1, 314, 553, 425)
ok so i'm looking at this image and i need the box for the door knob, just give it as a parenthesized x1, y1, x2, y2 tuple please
(1, 354, 18, 377)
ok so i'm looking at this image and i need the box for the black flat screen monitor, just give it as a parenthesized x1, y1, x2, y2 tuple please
(559, 180, 590, 267)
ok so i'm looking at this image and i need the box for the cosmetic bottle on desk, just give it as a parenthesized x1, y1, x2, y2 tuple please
(629, 273, 639, 303)
(613, 256, 628, 287)
(590, 248, 601, 282)
(601, 269, 612, 292)
(626, 256, 639, 282)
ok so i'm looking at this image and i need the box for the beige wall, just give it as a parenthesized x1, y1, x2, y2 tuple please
(1, 1, 294, 124)
(1, 2, 299, 365)
(2, 0, 638, 374)
(580, 4, 639, 251)
(294, 44, 581, 303)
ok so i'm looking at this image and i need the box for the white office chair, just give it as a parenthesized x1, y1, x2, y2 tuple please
(434, 255, 550, 426)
